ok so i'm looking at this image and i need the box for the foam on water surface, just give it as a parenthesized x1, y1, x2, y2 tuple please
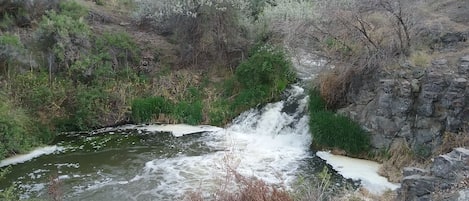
(0, 146, 64, 168)
(137, 124, 223, 137)
(316, 151, 400, 195)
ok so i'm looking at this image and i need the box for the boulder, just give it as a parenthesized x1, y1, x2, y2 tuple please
(398, 148, 469, 201)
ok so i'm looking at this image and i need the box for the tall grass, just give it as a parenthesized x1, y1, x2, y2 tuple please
(308, 90, 371, 156)
(131, 96, 173, 123)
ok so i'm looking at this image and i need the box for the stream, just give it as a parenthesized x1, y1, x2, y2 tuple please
(0, 52, 399, 200)
(0, 83, 344, 200)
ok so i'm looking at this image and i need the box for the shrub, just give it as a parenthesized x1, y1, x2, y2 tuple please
(208, 45, 295, 118)
(58, 0, 89, 20)
(317, 69, 349, 109)
(236, 45, 295, 92)
(308, 90, 370, 156)
(231, 86, 269, 112)
(54, 83, 117, 131)
(0, 0, 59, 28)
(94, 32, 140, 70)
(35, 5, 90, 72)
(131, 96, 173, 123)
(172, 101, 203, 125)
(208, 100, 233, 126)
(409, 50, 431, 67)
(233, 45, 295, 113)
(0, 95, 40, 159)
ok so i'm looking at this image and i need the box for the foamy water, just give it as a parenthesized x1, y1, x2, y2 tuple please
(0, 146, 64, 168)
(124, 86, 312, 200)
(316, 151, 400, 195)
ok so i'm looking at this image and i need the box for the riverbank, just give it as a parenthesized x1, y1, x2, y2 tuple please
(0, 0, 296, 160)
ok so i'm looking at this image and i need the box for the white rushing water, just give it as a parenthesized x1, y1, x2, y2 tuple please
(126, 85, 312, 200)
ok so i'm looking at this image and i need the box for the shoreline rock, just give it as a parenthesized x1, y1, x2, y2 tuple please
(398, 147, 469, 201)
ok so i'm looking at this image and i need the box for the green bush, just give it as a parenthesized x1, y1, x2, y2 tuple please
(231, 86, 269, 112)
(0, 96, 40, 159)
(172, 101, 203, 125)
(71, 85, 106, 130)
(208, 100, 233, 126)
(9, 72, 70, 115)
(236, 45, 295, 94)
(35, 8, 90, 72)
(59, 0, 89, 20)
(54, 84, 114, 131)
(0, 13, 15, 30)
(95, 32, 140, 69)
(227, 45, 295, 114)
(308, 90, 370, 156)
(131, 96, 173, 123)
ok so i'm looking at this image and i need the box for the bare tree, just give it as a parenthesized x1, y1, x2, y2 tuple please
(377, 0, 415, 56)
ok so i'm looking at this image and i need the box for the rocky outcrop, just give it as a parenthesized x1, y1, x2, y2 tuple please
(398, 148, 469, 201)
(339, 55, 469, 156)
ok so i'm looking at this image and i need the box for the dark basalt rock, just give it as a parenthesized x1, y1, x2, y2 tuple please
(398, 148, 469, 201)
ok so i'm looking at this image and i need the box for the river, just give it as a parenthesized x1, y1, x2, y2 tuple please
(1, 82, 341, 200)
(0, 51, 400, 200)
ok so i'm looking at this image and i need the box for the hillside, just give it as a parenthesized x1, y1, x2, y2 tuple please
(0, 0, 468, 200)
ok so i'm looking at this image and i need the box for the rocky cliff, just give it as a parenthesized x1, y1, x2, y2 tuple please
(339, 55, 469, 156)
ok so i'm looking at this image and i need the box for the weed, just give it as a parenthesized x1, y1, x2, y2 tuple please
(438, 131, 469, 155)
(48, 173, 62, 201)
(131, 96, 173, 123)
(292, 166, 335, 201)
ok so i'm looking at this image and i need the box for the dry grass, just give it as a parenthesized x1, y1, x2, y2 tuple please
(317, 64, 356, 109)
(409, 51, 432, 68)
(377, 139, 418, 183)
(437, 131, 469, 155)
(336, 188, 396, 201)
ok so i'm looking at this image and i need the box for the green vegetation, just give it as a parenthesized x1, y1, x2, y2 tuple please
(0, 167, 18, 200)
(131, 96, 173, 123)
(308, 90, 371, 156)
(0, 96, 44, 159)
(232, 45, 295, 112)
(130, 45, 295, 126)
(0, 33, 26, 76)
